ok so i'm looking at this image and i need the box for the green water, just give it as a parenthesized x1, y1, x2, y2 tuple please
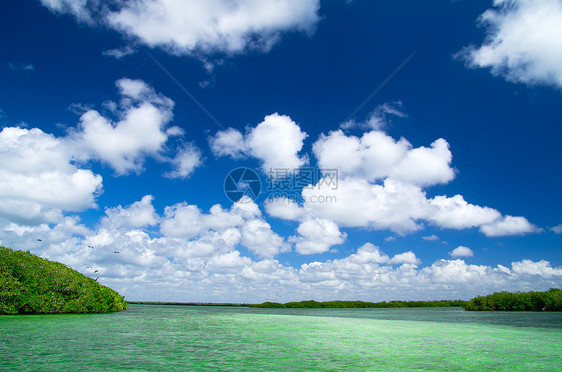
(1, 305, 561, 371)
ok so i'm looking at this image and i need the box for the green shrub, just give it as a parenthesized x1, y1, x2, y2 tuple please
(463, 289, 561, 311)
(0, 246, 127, 314)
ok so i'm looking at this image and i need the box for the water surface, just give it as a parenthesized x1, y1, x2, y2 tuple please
(1, 305, 561, 371)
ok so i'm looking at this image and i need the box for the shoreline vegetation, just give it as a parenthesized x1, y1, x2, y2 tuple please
(129, 301, 249, 307)
(249, 300, 467, 309)
(463, 288, 561, 311)
(0, 247, 127, 314)
(250, 289, 562, 311)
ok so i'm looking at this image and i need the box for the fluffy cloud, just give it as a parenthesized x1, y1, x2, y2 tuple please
(353, 243, 391, 264)
(246, 113, 308, 172)
(422, 234, 440, 241)
(480, 215, 541, 237)
(551, 224, 562, 234)
(264, 197, 306, 221)
(40, 0, 320, 55)
(211, 113, 308, 173)
(39, 0, 93, 22)
(389, 251, 421, 265)
(103, 195, 159, 229)
(68, 78, 184, 175)
(290, 218, 346, 255)
(428, 195, 501, 229)
(313, 130, 454, 186)
(240, 219, 289, 258)
(208, 128, 247, 159)
(449, 246, 474, 258)
(511, 259, 562, 277)
(301, 178, 429, 234)
(0, 127, 102, 225)
(160, 203, 244, 239)
(164, 143, 203, 179)
(460, 0, 562, 88)
(160, 196, 288, 259)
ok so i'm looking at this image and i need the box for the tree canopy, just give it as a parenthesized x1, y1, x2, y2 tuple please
(463, 289, 561, 311)
(0, 246, 127, 314)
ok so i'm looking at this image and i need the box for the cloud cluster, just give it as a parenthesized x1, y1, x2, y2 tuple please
(0, 78, 202, 225)
(40, 0, 320, 55)
(460, 0, 562, 88)
(160, 196, 288, 259)
(210, 113, 308, 173)
(313, 130, 454, 186)
(1, 196, 559, 303)
(68, 78, 181, 175)
(234, 114, 473, 253)
(0, 127, 102, 225)
(296, 177, 539, 236)
(289, 218, 346, 255)
(265, 123, 539, 237)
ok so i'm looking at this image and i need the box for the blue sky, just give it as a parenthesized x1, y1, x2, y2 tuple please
(1, 0, 561, 302)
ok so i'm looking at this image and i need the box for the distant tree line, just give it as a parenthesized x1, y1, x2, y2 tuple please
(250, 299, 467, 309)
(128, 301, 249, 307)
(463, 289, 561, 311)
(251, 289, 562, 311)
(0, 247, 127, 314)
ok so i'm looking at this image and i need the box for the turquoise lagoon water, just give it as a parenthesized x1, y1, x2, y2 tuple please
(1, 305, 561, 371)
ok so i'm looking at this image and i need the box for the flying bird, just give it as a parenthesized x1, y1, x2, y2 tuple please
(94, 277, 99, 282)
(114, 251, 120, 254)
(87, 245, 94, 249)
(94, 269, 99, 273)
(37, 239, 42, 242)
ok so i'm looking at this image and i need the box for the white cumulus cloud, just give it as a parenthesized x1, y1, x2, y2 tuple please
(68, 78, 182, 175)
(290, 218, 346, 255)
(389, 251, 421, 265)
(164, 143, 203, 179)
(480, 215, 541, 237)
(40, 0, 321, 56)
(459, 0, 562, 88)
(0, 127, 102, 225)
(208, 128, 247, 159)
(240, 219, 289, 259)
(428, 194, 502, 229)
(449, 246, 474, 258)
(103, 195, 159, 229)
(511, 259, 562, 277)
(313, 129, 454, 186)
(211, 113, 308, 173)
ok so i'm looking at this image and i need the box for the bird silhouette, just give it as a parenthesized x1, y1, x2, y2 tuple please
(114, 251, 120, 254)
(94, 277, 99, 282)
(37, 239, 42, 242)
(94, 269, 99, 273)
(87, 245, 94, 249)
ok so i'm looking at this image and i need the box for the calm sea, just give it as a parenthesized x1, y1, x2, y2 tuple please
(1, 305, 561, 371)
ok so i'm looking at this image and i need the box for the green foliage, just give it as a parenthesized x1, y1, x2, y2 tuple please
(249, 299, 467, 309)
(0, 246, 127, 314)
(463, 289, 562, 311)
